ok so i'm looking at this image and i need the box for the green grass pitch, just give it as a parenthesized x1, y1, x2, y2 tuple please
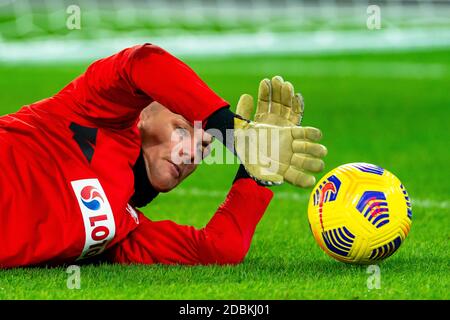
(0, 49, 449, 299)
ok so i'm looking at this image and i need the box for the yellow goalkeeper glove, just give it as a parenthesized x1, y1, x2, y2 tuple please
(234, 76, 327, 188)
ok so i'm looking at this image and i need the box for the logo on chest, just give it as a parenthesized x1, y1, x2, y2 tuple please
(71, 179, 116, 260)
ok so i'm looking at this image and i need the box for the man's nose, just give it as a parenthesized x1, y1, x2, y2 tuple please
(177, 139, 196, 164)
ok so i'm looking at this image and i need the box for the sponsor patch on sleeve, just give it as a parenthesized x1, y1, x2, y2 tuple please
(71, 179, 116, 260)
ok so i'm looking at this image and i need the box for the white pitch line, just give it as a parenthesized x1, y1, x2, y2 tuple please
(170, 187, 449, 209)
(411, 199, 450, 210)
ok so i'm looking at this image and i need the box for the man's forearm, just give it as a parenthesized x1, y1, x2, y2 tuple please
(204, 106, 236, 152)
(197, 178, 273, 264)
(129, 44, 229, 123)
(55, 44, 229, 127)
(106, 177, 273, 265)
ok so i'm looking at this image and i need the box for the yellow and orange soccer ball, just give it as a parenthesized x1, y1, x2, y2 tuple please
(308, 163, 412, 264)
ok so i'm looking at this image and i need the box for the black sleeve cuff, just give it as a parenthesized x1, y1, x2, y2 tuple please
(233, 164, 252, 184)
(206, 107, 266, 187)
(204, 106, 235, 152)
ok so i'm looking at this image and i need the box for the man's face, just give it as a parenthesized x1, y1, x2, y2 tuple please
(138, 102, 212, 192)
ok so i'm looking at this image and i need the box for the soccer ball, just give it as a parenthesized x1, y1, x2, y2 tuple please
(307, 163, 412, 264)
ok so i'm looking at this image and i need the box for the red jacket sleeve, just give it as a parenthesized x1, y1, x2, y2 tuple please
(106, 179, 273, 265)
(54, 44, 229, 128)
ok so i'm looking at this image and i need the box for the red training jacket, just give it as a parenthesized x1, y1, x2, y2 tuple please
(0, 44, 272, 268)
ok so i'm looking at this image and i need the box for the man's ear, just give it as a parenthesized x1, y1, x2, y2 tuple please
(138, 103, 155, 131)
(137, 118, 144, 131)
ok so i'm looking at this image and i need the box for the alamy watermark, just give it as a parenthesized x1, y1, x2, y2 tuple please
(169, 121, 281, 175)
(66, 5, 81, 30)
(367, 5, 381, 30)
(66, 265, 81, 289)
(366, 264, 381, 290)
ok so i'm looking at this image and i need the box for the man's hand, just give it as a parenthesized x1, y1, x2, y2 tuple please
(255, 76, 304, 126)
(234, 76, 327, 188)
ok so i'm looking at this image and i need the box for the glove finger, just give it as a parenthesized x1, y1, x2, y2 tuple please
(291, 154, 325, 173)
(292, 141, 328, 158)
(290, 93, 304, 125)
(270, 76, 283, 107)
(270, 102, 282, 116)
(280, 81, 294, 120)
(236, 94, 254, 120)
(281, 81, 294, 107)
(291, 126, 323, 142)
(256, 78, 270, 117)
(284, 167, 316, 188)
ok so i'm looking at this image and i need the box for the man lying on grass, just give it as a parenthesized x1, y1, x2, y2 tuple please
(0, 44, 327, 268)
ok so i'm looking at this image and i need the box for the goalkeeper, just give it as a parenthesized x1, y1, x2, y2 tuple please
(0, 44, 327, 268)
